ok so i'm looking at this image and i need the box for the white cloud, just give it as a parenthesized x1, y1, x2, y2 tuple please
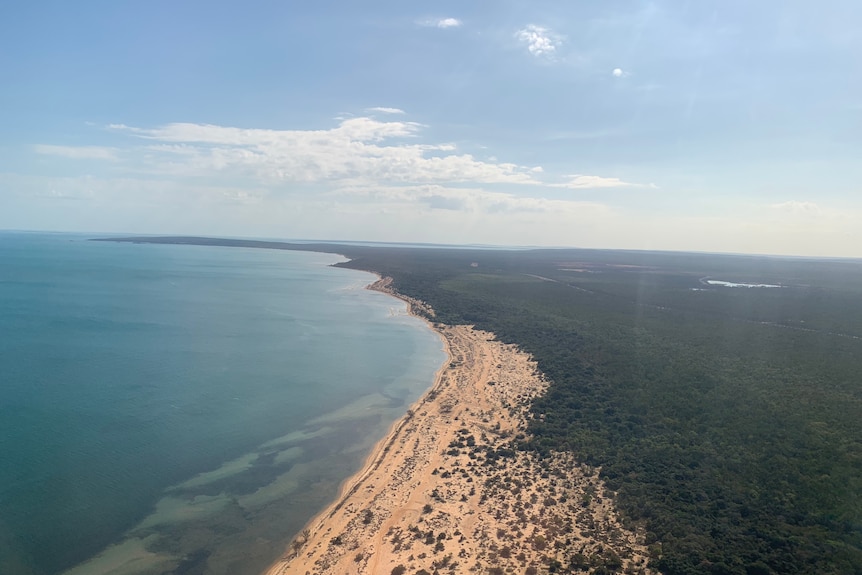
(366, 107, 406, 115)
(770, 200, 821, 215)
(554, 174, 650, 189)
(51, 119, 657, 198)
(612, 68, 624, 78)
(335, 183, 609, 216)
(418, 17, 462, 29)
(115, 117, 421, 144)
(108, 118, 543, 186)
(33, 144, 118, 160)
(436, 18, 462, 29)
(516, 25, 561, 57)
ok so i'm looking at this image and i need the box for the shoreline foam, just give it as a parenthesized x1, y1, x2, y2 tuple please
(263, 277, 654, 575)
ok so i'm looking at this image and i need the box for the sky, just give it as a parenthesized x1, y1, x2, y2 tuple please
(1, 0, 861, 256)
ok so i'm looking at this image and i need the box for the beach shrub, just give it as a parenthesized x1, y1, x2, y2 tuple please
(532, 535, 547, 551)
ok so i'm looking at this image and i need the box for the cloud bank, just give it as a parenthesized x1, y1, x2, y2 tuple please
(516, 25, 561, 57)
(109, 117, 545, 187)
(18, 114, 664, 249)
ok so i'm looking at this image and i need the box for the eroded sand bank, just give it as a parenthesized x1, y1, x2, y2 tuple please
(265, 279, 653, 575)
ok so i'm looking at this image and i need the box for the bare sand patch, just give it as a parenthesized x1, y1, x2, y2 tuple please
(263, 279, 653, 575)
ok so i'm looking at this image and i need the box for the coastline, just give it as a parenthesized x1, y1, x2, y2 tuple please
(50, 254, 445, 575)
(263, 277, 654, 575)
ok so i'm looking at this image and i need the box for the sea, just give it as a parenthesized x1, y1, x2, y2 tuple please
(0, 231, 446, 575)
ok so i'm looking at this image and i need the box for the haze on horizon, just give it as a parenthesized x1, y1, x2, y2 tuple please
(1, 1, 860, 257)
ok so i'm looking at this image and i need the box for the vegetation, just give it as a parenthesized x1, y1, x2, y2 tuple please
(103, 238, 862, 574)
(334, 245, 862, 575)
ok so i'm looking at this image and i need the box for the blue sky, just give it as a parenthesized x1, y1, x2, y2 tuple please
(2, 1, 860, 255)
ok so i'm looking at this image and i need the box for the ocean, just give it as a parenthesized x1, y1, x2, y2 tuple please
(0, 232, 446, 575)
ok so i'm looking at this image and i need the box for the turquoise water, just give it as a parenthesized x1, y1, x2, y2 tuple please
(0, 232, 445, 575)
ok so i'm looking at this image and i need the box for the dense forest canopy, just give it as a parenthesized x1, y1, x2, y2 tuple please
(101, 237, 862, 575)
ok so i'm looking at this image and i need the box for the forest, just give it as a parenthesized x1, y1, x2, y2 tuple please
(104, 237, 862, 575)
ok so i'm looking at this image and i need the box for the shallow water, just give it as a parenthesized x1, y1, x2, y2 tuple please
(0, 232, 446, 575)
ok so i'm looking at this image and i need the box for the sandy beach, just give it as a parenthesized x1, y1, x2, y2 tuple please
(264, 278, 653, 575)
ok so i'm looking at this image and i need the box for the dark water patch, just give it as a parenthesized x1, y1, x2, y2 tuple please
(176, 456, 297, 499)
(173, 550, 211, 575)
